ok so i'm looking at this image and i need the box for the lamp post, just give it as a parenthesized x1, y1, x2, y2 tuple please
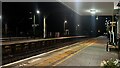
(31, 10, 40, 38)
(30, 10, 47, 39)
(64, 20, 67, 36)
(64, 20, 67, 31)
(76, 24, 79, 31)
(43, 16, 46, 38)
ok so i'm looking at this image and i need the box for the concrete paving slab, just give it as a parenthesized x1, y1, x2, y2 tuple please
(57, 36, 118, 66)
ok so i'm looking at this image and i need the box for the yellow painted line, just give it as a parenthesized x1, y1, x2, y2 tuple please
(53, 41, 95, 66)
(1, 40, 89, 67)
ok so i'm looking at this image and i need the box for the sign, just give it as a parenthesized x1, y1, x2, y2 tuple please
(32, 24, 39, 27)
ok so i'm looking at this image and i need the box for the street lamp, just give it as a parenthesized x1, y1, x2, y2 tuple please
(76, 25, 79, 30)
(31, 10, 40, 38)
(64, 20, 69, 36)
(64, 20, 67, 23)
(43, 16, 46, 38)
(64, 20, 67, 35)
(30, 10, 47, 39)
(76, 24, 80, 35)
(64, 20, 67, 30)
(36, 10, 40, 14)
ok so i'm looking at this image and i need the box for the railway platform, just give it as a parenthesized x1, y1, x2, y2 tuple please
(1, 36, 119, 68)
(55, 36, 118, 66)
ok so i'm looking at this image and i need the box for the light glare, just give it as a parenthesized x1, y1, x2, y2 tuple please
(90, 9, 96, 14)
(36, 10, 40, 14)
(65, 20, 67, 23)
(96, 16, 98, 20)
(86, 9, 100, 15)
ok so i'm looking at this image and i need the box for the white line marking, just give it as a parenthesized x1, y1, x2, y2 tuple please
(1, 41, 83, 67)
(28, 58, 41, 63)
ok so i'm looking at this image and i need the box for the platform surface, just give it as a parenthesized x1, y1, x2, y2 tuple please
(56, 36, 118, 66)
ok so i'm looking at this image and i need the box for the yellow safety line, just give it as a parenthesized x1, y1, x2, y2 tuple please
(53, 41, 95, 66)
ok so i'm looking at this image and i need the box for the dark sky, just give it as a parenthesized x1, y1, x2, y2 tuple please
(2, 2, 112, 37)
(2, 2, 74, 36)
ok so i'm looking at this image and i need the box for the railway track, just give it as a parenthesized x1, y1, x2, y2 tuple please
(2, 37, 95, 68)
(2, 36, 88, 66)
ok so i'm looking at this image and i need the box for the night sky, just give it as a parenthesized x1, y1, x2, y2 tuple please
(2, 2, 112, 37)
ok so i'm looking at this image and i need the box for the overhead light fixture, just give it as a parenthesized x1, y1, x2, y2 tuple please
(90, 9, 96, 14)
(86, 9, 100, 15)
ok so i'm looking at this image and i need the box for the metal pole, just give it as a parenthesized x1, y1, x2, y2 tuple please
(43, 16, 46, 38)
(64, 22, 65, 35)
(33, 14, 35, 37)
(64, 20, 67, 36)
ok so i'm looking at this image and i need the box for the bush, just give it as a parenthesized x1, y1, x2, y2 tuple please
(103, 59, 120, 68)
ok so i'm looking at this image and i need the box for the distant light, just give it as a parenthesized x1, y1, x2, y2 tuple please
(36, 10, 40, 14)
(65, 20, 67, 23)
(78, 25, 79, 27)
(0, 15, 2, 19)
(105, 20, 107, 22)
(106, 18, 108, 19)
(29, 17, 32, 19)
(98, 30, 100, 32)
(96, 16, 98, 20)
